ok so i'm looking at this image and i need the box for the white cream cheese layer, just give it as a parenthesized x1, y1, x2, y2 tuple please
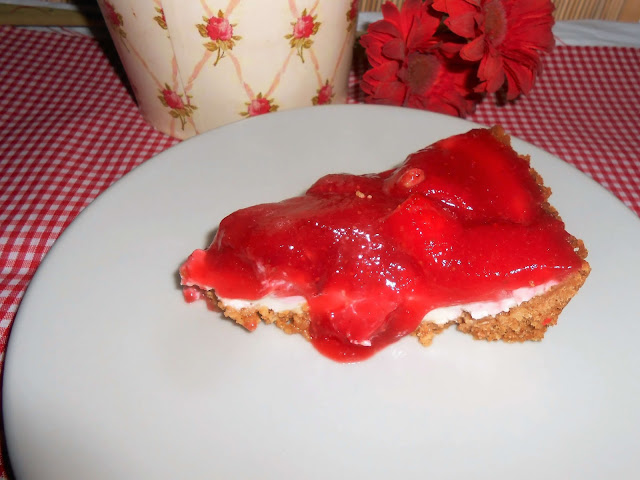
(218, 280, 558, 325)
(219, 294, 307, 313)
(421, 281, 558, 324)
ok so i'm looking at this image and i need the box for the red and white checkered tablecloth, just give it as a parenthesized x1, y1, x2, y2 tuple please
(1, 24, 639, 477)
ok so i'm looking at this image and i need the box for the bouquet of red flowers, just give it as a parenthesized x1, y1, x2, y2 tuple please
(359, 0, 555, 117)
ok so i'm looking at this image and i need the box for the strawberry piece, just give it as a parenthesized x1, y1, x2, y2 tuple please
(384, 194, 461, 259)
(433, 129, 543, 224)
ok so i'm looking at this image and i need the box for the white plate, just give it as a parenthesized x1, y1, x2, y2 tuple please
(4, 105, 640, 479)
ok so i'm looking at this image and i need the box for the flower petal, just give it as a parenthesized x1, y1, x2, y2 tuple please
(477, 50, 505, 93)
(363, 61, 400, 84)
(360, 18, 405, 67)
(406, 13, 440, 52)
(369, 81, 408, 106)
(460, 34, 485, 61)
(503, 58, 535, 99)
(433, 0, 479, 17)
(400, 0, 430, 34)
(361, 60, 407, 106)
(382, 38, 406, 62)
(365, 19, 403, 41)
(380, 1, 403, 32)
(445, 11, 477, 38)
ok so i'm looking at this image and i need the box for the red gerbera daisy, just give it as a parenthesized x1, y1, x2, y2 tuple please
(361, 51, 476, 117)
(432, 0, 555, 99)
(360, 0, 475, 116)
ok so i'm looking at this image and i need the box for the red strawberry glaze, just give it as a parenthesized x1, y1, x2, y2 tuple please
(180, 129, 583, 362)
(182, 286, 203, 303)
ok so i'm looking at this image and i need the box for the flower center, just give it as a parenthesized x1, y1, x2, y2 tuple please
(406, 53, 440, 96)
(483, 0, 507, 45)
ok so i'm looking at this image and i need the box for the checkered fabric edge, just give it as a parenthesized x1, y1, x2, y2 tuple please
(0, 26, 177, 332)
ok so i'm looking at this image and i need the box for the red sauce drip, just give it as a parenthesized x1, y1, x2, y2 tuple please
(180, 129, 583, 362)
(182, 286, 203, 303)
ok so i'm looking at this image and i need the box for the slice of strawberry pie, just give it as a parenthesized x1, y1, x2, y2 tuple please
(180, 126, 590, 362)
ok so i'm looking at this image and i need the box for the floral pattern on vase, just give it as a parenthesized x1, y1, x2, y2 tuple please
(154, 7, 168, 30)
(102, 0, 126, 39)
(285, 8, 321, 63)
(313, 80, 335, 105)
(197, 10, 241, 66)
(98, 0, 357, 139)
(241, 93, 279, 117)
(158, 84, 197, 129)
(346, 0, 359, 32)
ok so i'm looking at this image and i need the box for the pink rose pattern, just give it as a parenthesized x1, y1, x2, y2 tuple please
(240, 93, 279, 118)
(106, 2, 355, 128)
(312, 80, 335, 105)
(346, 0, 359, 32)
(102, 0, 126, 39)
(158, 84, 197, 130)
(197, 10, 242, 66)
(285, 8, 320, 62)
